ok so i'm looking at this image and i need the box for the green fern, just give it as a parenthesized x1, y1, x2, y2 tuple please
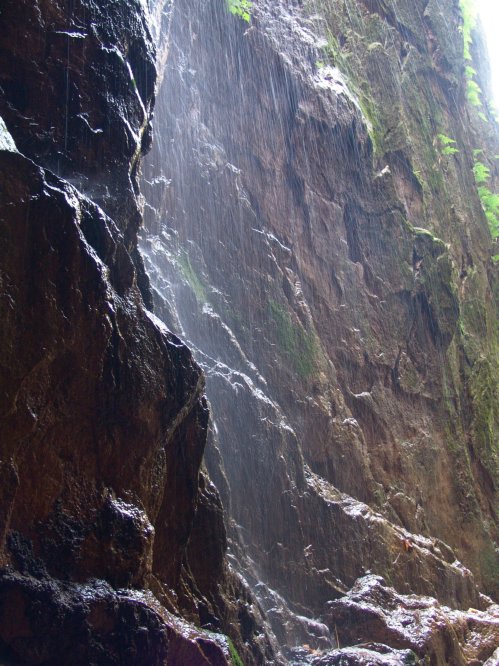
(459, 0, 476, 61)
(473, 161, 490, 184)
(478, 186, 499, 238)
(459, 0, 484, 109)
(467, 78, 482, 107)
(473, 160, 499, 240)
(437, 134, 459, 156)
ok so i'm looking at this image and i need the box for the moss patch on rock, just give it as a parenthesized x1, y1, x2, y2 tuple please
(268, 300, 320, 379)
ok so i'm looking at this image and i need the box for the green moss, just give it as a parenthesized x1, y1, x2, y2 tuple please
(178, 252, 208, 303)
(357, 89, 384, 154)
(411, 225, 446, 249)
(458, 262, 499, 493)
(323, 31, 347, 69)
(461, 294, 487, 341)
(406, 96, 443, 196)
(316, 26, 385, 154)
(480, 542, 499, 593)
(470, 358, 499, 470)
(268, 300, 319, 379)
(372, 485, 387, 508)
(227, 638, 245, 666)
(410, 226, 460, 350)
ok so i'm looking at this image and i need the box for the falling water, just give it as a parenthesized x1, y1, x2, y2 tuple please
(141, 0, 498, 662)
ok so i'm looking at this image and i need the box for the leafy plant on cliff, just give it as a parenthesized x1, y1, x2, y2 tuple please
(459, 0, 475, 61)
(473, 160, 490, 184)
(437, 134, 459, 156)
(459, 0, 484, 109)
(226, 0, 252, 22)
(464, 65, 482, 107)
(473, 159, 499, 247)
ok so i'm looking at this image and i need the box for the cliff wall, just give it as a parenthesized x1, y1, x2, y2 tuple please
(0, 1, 267, 663)
(0, 0, 497, 664)
(141, 0, 499, 662)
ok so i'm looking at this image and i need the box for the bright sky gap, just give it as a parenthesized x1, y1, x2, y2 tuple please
(476, 0, 499, 104)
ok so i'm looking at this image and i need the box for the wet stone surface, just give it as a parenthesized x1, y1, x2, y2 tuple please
(0, 0, 497, 663)
(141, 0, 498, 662)
(0, 0, 269, 663)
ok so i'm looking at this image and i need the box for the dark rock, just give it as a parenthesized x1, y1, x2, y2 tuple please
(0, 0, 259, 661)
(0, 0, 157, 299)
(0, 568, 236, 665)
(0, 571, 169, 666)
(0, 140, 237, 661)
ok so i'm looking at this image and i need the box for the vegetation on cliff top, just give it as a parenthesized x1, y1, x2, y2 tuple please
(226, 0, 252, 22)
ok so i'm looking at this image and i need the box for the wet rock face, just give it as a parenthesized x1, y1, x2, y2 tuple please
(141, 0, 497, 661)
(0, 567, 245, 666)
(0, 148, 206, 582)
(1, 0, 496, 663)
(309, 645, 418, 666)
(0, 0, 263, 663)
(0, 118, 233, 664)
(0, 0, 158, 309)
(0, 0, 154, 225)
(0, 573, 170, 666)
(323, 575, 499, 666)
